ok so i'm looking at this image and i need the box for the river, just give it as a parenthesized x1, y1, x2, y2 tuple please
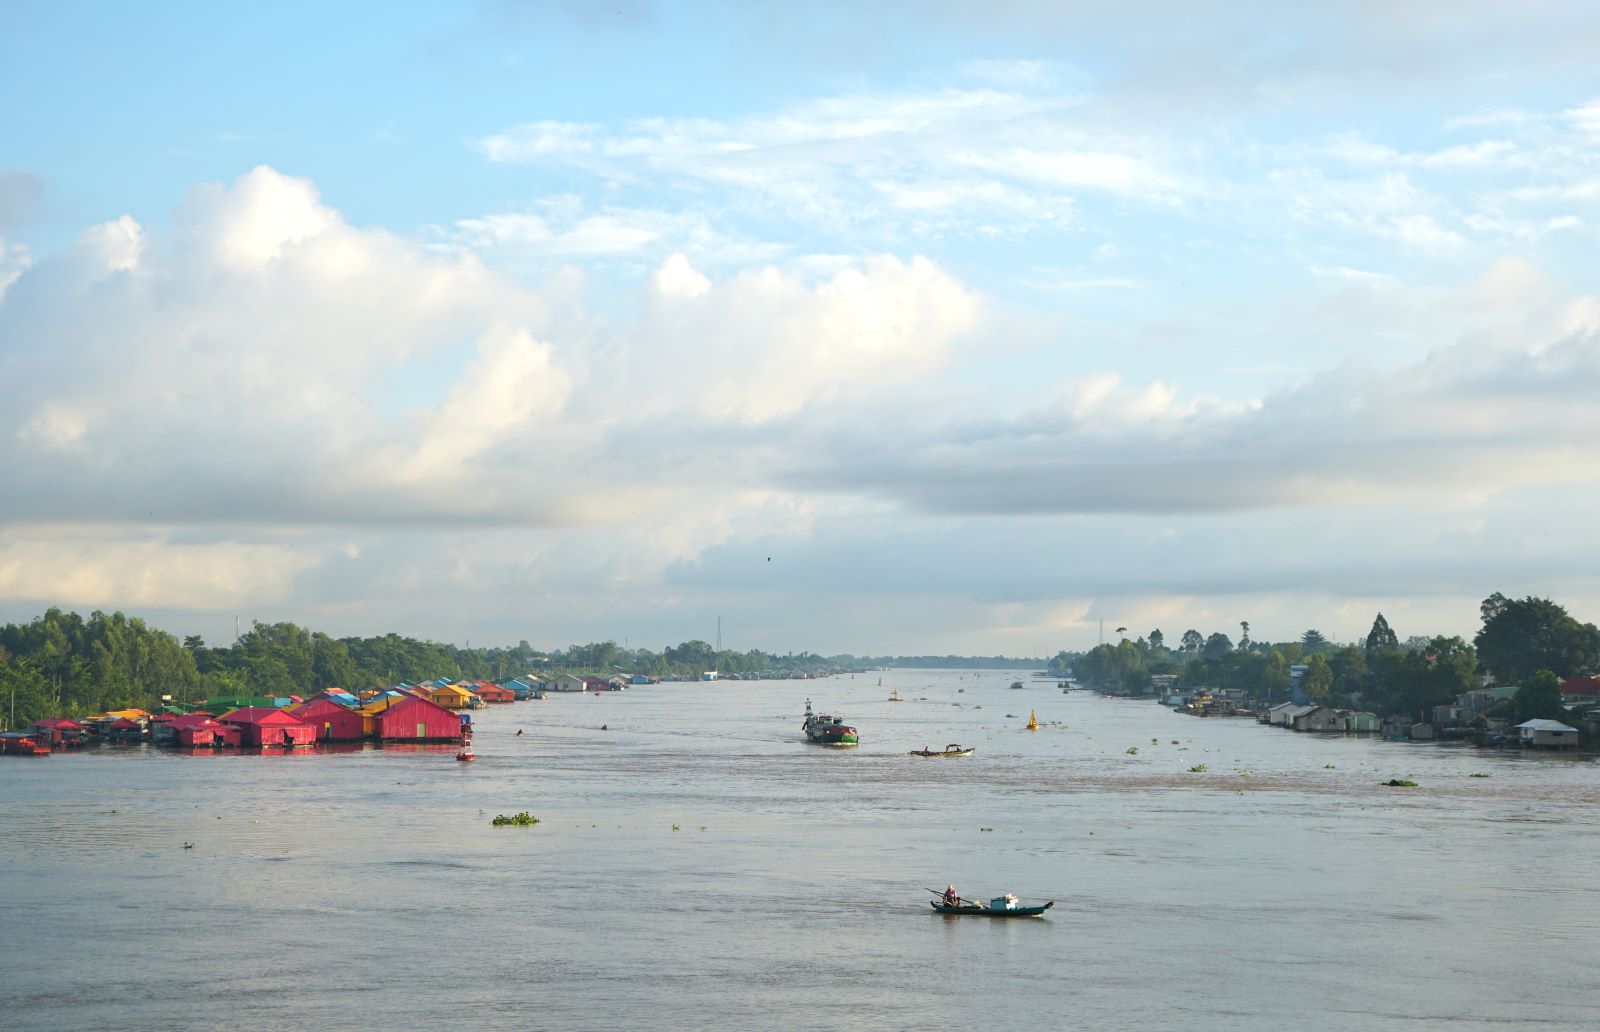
(3, 668, 1598, 1031)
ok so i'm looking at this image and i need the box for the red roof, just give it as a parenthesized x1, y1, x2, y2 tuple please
(1560, 677, 1600, 696)
(219, 707, 311, 727)
(169, 714, 226, 730)
(109, 717, 142, 729)
(32, 718, 84, 730)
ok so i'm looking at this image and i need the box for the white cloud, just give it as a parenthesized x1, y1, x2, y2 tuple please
(0, 238, 29, 298)
(476, 84, 1189, 238)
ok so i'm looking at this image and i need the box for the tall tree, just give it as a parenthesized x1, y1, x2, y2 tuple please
(1148, 629, 1164, 650)
(1365, 613, 1399, 654)
(1180, 629, 1203, 655)
(1239, 621, 1251, 650)
(1474, 594, 1600, 683)
(1300, 629, 1329, 653)
(1203, 632, 1234, 661)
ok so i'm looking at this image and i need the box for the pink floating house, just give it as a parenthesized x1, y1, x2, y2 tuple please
(374, 695, 465, 742)
(218, 707, 317, 747)
(290, 697, 367, 742)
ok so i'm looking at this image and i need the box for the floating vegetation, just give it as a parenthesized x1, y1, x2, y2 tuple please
(491, 811, 540, 826)
(1151, 738, 1158, 744)
(980, 827, 994, 832)
(1171, 740, 1179, 745)
(1324, 764, 1336, 769)
(1383, 779, 1418, 788)
(1188, 764, 1208, 773)
(1125, 746, 1139, 755)
(1469, 773, 1490, 778)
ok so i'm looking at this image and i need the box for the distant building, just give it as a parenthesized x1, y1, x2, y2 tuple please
(1559, 677, 1600, 708)
(1293, 706, 1346, 733)
(1515, 719, 1580, 749)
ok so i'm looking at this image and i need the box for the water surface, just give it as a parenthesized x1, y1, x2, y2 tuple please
(3, 669, 1597, 1031)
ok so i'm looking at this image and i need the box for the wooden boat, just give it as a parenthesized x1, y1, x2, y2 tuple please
(909, 743, 974, 757)
(930, 898, 1053, 918)
(1009, 681, 1025, 690)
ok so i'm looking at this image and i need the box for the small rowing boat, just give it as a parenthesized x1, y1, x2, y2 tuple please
(909, 743, 973, 757)
(930, 900, 1053, 917)
(927, 890, 1053, 918)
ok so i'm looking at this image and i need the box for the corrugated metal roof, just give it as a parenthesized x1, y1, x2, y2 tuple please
(1516, 719, 1578, 731)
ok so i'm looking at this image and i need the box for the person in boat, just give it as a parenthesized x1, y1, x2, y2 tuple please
(943, 885, 959, 906)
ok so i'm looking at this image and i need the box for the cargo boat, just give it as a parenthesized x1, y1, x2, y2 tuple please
(802, 699, 858, 746)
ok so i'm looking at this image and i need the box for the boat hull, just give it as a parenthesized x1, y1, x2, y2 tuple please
(930, 901, 1053, 918)
(808, 730, 858, 746)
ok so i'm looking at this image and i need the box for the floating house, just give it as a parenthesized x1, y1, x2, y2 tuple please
(1293, 706, 1347, 733)
(105, 716, 146, 741)
(423, 683, 482, 710)
(29, 718, 86, 747)
(1515, 719, 1580, 749)
(1265, 701, 1298, 726)
(167, 714, 238, 747)
(550, 675, 587, 693)
(472, 681, 515, 704)
(218, 707, 317, 747)
(1344, 711, 1382, 733)
(373, 695, 465, 742)
(291, 698, 368, 742)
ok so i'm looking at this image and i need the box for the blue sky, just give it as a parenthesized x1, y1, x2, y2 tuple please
(3, 2, 1600, 654)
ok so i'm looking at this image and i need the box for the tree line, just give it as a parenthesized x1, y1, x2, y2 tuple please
(0, 610, 868, 729)
(1052, 593, 1599, 725)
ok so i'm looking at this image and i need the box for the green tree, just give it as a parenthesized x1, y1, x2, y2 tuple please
(1510, 670, 1569, 726)
(1474, 594, 1600, 683)
(1365, 613, 1398, 654)
(1327, 646, 1368, 700)
(1385, 636, 1477, 719)
(1148, 629, 1164, 650)
(1302, 654, 1334, 703)
(1180, 629, 1203, 655)
(1300, 629, 1329, 653)
(1203, 632, 1233, 661)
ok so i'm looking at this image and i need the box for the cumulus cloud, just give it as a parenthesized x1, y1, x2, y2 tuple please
(5, 166, 1600, 650)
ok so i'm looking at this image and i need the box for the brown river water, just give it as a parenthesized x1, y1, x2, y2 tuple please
(3, 668, 1598, 1031)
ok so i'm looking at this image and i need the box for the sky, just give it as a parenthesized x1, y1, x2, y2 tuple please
(3, 1, 1600, 656)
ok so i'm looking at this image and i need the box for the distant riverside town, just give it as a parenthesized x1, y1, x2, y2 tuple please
(1054, 593, 1598, 751)
(0, 611, 887, 754)
(2, 592, 1595, 754)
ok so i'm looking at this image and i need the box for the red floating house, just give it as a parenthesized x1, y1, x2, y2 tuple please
(290, 697, 367, 742)
(374, 695, 466, 742)
(30, 718, 86, 747)
(218, 707, 317, 747)
(169, 714, 237, 748)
